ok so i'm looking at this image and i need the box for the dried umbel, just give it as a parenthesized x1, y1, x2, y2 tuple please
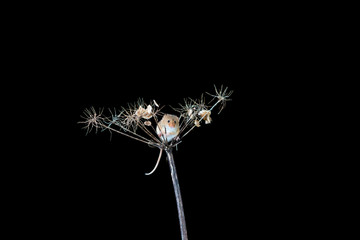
(79, 85, 233, 240)
(80, 85, 232, 147)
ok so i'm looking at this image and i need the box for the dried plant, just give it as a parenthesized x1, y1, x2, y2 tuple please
(78, 85, 233, 240)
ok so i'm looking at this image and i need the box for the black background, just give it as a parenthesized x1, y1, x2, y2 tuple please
(8, 5, 323, 239)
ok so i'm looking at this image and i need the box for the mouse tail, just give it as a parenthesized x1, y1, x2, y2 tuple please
(145, 148, 163, 176)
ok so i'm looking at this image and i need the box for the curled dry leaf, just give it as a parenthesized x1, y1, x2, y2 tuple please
(194, 119, 201, 127)
(135, 105, 153, 119)
(135, 106, 145, 118)
(198, 110, 212, 124)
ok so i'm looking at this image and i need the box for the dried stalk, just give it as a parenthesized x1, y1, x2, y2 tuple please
(166, 148, 188, 240)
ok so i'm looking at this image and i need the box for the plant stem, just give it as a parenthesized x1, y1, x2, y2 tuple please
(166, 149, 188, 240)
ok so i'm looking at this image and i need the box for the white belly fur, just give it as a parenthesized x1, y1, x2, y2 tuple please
(156, 125, 178, 142)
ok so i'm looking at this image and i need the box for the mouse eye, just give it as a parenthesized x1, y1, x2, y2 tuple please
(168, 120, 171, 123)
(174, 121, 176, 124)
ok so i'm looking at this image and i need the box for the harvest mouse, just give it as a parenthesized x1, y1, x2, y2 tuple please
(145, 114, 180, 175)
(156, 114, 180, 142)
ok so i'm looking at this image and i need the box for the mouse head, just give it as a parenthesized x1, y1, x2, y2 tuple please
(163, 114, 179, 128)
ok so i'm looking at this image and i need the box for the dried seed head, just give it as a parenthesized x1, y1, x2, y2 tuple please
(78, 107, 104, 134)
(120, 107, 138, 131)
(135, 105, 153, 119)
(143, 105, 153, 119)
(194, 119, 201, 127)
(144, 120, 152, 126)
(206, 85, 233, 113)
(135, 106, 145, 118)
(174, 98, 197, 120)
(198, 110, 212, 124)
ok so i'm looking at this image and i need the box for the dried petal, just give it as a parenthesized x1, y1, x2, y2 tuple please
(142, 105, 153, 119)
(135, 106, 145, 118)
(135, 105, 153, 119)
(187, 109, 194, 119)
(198, 110, 212, 124)
(194, 119, 201, 127)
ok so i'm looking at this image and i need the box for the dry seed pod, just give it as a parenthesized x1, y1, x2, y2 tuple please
(135, 106, 145, 118)
(142, 105, 153, 119)
(194, 119, 200, 127)
(198, 110, 212, 124)
(187, 108, 194, 119)
(135, 105, 153, 119)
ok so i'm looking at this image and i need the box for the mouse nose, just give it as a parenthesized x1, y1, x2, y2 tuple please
(169, 122, 175, 128)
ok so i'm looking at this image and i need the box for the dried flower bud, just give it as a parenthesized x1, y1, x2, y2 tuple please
(135, 106, 145, 118)
(194, 119, 201, 127)
(135, 105, 153, 119)
(144, 120, 152, 126)
(187, 108, 194, 119)
(142, 105, 153, 119)
(198, 110, 212, 124)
